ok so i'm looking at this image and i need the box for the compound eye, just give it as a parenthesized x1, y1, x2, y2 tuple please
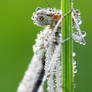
(36, 7, 41, 11)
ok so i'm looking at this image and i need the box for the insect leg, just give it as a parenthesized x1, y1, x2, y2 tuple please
(53, 8, 73, 33)
(72, 31, 86, 45)
(60, 9, 86, 45)
(62, 8, 73, 18)
(60, 31, 86, 45)
(60, 36, 72, 44)
(72, 11, 86, 45)
(53, 9, 73, 44)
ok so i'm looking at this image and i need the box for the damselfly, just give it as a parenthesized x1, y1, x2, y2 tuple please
(17, 7, 86, 92)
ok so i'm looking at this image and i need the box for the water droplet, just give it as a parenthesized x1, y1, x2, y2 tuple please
(73, 52, 76, 57)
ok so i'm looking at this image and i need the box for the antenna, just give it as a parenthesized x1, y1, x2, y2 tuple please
(44, 0, 51, 7)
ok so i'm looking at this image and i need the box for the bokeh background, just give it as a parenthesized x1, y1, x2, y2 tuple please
(0, 0, 91, 92)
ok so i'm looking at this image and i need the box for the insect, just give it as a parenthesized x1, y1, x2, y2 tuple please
(17, 7, 86, 92)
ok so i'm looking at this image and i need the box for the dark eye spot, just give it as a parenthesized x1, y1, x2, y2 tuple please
(39, 16, 44, 21)
(47, 14, 50, 16)
(32, 16, 34, 19)
(36, 7, 41, 11)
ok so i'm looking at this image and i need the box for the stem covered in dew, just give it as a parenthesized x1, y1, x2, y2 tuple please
(61, 0, 74, 92)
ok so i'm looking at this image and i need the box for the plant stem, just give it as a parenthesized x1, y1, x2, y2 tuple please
(61, 0, 74, 92)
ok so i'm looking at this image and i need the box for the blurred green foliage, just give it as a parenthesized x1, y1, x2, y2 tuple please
(0, 0, 91, 92)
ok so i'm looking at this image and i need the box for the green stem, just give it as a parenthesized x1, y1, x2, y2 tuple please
(61, 0, 74, 92)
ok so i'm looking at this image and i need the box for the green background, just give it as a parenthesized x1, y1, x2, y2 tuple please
(0, 0, 91, 92)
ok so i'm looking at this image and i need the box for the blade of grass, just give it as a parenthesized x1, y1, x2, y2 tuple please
(61, 0, 74, 92)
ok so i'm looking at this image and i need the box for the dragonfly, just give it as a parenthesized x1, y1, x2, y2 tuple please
(17, 7, 86, 92)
